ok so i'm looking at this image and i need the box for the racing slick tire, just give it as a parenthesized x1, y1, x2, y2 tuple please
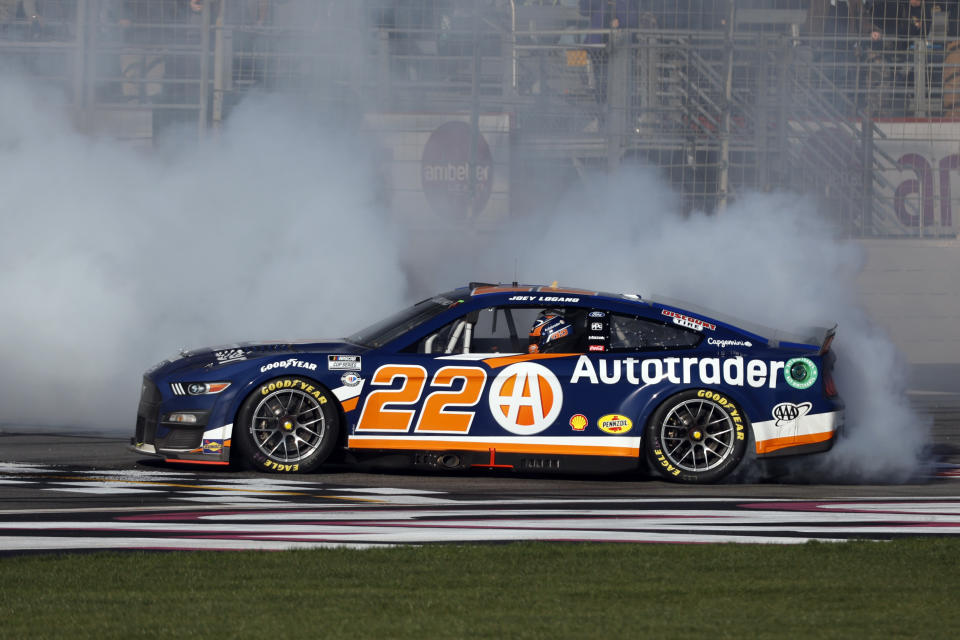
(644, 389, 748, 484)
(235, 377, 340, 473)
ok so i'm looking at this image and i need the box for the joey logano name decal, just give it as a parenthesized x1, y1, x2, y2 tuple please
(570, 355, 789, 389)
(507, 295, 581, 303)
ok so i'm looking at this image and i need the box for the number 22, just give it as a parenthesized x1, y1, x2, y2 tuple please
(355, 365, 488, 434)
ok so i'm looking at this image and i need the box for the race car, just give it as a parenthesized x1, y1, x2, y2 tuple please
(132, 283, 843, 483)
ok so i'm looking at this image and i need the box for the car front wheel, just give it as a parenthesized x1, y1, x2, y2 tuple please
(645, 389, 748, 483)
(235, 378, 340, 473)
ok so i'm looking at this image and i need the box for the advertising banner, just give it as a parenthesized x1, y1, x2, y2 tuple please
(364, 113, 511, 229)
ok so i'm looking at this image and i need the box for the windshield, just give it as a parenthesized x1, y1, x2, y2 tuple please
(346, 292, 462, 348)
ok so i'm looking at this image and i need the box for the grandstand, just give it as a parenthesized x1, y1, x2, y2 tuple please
(2, 0, 959, 238)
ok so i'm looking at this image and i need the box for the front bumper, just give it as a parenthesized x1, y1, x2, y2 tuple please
(132, 377, 233, 465)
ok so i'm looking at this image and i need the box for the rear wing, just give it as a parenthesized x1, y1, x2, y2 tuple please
(770, 324, 837, 354)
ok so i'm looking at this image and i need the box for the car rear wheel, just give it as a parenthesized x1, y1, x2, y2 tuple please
(235, 377, 339, 473)
(645, 389, 748, 483)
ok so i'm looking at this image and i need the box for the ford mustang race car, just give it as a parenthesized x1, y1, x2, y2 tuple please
(132, 283, 843, 483)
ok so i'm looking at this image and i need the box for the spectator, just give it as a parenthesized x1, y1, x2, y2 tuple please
(863, 1, 945, 113)
(825, 1, 853, 40)
(109, 0, 201, 104)
(226, 1, 270, 88)
(0, 0, 39, 39)
(901, 0, 936, 40)
(867, 0, 900, 42)
(869, 0, 944, 44)
(578, 0, 644, 108)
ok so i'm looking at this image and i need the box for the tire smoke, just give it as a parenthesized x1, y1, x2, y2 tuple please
(0, 77, 405, 431)
(1, 73, 931, 483)
(402, 175, 931, 482)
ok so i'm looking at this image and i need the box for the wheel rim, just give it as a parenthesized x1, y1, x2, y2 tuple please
(250, 388, 326, 463)
(658, 398, 736, 473)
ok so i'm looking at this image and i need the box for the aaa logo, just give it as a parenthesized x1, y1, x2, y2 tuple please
(488, 362, 563, 435)
(772, 402, 812, 427)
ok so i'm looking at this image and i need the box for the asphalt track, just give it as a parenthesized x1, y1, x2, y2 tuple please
(1, 393, 959, 554)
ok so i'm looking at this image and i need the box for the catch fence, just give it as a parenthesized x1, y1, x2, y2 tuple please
(3, 0, 959, 236)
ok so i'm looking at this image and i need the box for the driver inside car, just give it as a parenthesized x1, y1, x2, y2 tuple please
(528, 309, 577, 353)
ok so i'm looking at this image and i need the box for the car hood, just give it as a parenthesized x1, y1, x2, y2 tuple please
(148, 340, 364, 377)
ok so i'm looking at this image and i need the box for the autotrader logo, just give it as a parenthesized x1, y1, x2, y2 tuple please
(488, 362, 562, 435)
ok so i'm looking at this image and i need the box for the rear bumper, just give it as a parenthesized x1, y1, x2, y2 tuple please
(753, 409, 843, 458)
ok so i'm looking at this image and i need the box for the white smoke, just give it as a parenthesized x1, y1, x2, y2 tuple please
(0, 75, 405, 431)
(0, 68, 930, 483)
(402, 174, 932, 482)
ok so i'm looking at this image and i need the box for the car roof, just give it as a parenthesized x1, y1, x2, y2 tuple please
(456, 283, 825, 350)
(464, 283, 640, 304)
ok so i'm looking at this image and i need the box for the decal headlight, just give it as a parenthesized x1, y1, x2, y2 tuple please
(187, 382, 231, 395)
(167, 412, 199, 424)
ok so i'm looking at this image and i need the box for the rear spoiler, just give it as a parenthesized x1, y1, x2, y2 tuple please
(768, 324, 837, 354)
(817, 325, 837, 355)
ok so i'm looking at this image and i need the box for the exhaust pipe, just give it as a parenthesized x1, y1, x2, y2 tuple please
(437, 454, 461, 469)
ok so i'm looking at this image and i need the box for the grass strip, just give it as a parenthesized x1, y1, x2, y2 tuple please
(0, 539, 957, 639)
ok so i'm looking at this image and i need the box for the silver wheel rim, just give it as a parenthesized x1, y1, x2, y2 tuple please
(658, 398, 736, 473)
(250, 389, 327, 463)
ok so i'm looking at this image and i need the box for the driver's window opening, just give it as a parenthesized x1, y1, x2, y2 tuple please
(420, 307, 544, 355)
(413, 304, 705, 355)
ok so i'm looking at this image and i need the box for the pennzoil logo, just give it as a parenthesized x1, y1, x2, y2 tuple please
(569, 414, 588, 431)
(597, 414, 633, 434)
(488, 362, 562, 435)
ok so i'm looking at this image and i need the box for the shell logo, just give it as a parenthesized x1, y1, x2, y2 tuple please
(488, 362, 563, 435)
(597, 414, 633, 435)
(569, 414, 588, 431)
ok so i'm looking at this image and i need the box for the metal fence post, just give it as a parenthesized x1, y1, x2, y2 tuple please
(468, 0, 482, 219)
(861, 108, 875, 236)
(605, 29, 629, 172)
(717, 0, 736, 211)
(197, 0, 211, 137)
(211, 0, 228, 132)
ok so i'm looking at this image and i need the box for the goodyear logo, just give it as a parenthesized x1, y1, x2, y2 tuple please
(597, 414, 633, 435)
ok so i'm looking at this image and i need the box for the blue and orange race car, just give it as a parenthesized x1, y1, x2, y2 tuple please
(132, 283, 843, 483)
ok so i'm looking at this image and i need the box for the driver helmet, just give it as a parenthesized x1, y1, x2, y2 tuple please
(529, 310, 574, 353)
